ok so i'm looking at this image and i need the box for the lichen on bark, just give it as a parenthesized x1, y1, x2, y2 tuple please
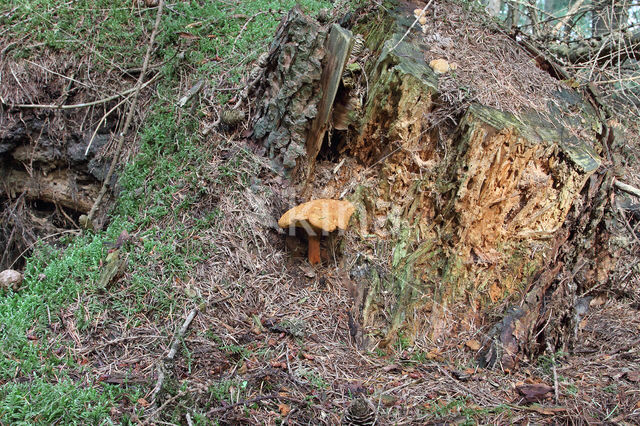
(250, 7, 328, 173)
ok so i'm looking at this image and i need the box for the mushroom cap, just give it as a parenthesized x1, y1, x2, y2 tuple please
(278, 199, 355, 234)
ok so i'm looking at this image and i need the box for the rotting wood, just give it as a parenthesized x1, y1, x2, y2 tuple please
(249, 7, 328, 174)
(253, 1, 621, 363)
(303, 24, 354, 194)
(2, 168, 98, 213)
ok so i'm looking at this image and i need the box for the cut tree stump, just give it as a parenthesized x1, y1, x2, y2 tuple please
(252, 1, 621, 367)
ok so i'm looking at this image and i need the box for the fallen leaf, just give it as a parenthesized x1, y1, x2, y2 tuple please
(379, 394, 398, 407)
(589, 295, 606, 307)
(176, 32, 198, 39)
(299, 265, 316, 278)
(426, 348, 443, 361)
(382, 363, 401, 372)
(465, 339, 481, 351)
(270, 361, 286, 369)
(278, 403, 291, 416)
(625, 371, 640, 382)
(516, 383, 554, 403)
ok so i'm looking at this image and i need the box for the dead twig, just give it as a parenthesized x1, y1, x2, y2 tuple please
(86, 0, 165, 222)
(83, 93, 132, 156)
(231, 11, 269, 55)
(614, 178, 640, 199)
(390, 0, 434, 52)
(149, 307, 198, 404)
(5, 72, 160, 110)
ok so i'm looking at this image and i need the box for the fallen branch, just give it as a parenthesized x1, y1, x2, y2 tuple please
(613, 178, 640, 199)
(231, 11, 269, 54)
(149, 307, 198, 403)
(4, 72, 160, 110)
(86, 0, 165, 222)
(206, 394, 301, 416)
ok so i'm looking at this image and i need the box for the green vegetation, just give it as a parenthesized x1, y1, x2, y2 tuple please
(426, 397, 511, 424)
(0, 0, 331, 423)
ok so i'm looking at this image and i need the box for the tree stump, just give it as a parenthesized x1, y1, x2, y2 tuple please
(251, 1, 620, 366)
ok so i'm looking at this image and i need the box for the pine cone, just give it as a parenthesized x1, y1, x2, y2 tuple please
(343, 398, 375, 426)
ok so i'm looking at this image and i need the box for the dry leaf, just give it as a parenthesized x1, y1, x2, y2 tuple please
(278, 403, 291, 416)
(176, 32, 198, 39)
(426, 348, 443, 361)
(382, 363, 401, 372)
(465, 339, 481, 351)
(516, 383, 554, 403)
(625, 371, 640, 382)
(299, 265, 316, 278)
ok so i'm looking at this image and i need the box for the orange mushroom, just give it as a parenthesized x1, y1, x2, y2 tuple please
(278, 199, 355, 265)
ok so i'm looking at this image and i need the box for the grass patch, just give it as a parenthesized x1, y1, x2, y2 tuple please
(0, 0, 334, 422)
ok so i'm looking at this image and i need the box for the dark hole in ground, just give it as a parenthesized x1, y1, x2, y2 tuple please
(0, 195, 85, 270)
(317, 129, 348, 163)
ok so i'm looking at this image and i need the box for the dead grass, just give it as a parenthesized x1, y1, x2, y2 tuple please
(65, 123, 639, 423)
(413, 1, 563, 117)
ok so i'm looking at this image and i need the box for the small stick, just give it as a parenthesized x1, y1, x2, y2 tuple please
(149, 307, 199, 403)
(177, 79, 205, 108)
(231, 11, 268, 54)
(87, 0, 165, 222)
(552, 361, 559, 403)
(390, 0, 434, 52)
(613, 178, 640, 199)
(84, 94, 132, 156)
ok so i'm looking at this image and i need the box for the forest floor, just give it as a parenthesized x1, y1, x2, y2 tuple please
(1, 0, 639, 424)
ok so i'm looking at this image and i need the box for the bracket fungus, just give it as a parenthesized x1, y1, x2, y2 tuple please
(278, 199, 355, 265)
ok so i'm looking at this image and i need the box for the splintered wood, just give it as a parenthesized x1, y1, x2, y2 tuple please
(300, 1, 604, 347)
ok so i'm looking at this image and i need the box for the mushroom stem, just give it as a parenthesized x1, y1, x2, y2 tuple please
(308, 235, 321, 265)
